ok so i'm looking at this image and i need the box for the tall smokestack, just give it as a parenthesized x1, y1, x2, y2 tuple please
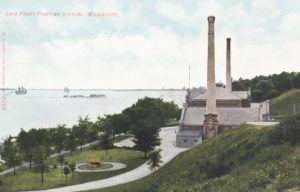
(204, 16, 218, 139)
(206, 16, 217, 115)
(226, 38, 232, 91)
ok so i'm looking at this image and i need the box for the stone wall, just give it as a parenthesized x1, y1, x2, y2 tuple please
(176, 128, 202, 147)
(187, 99, 243, 108)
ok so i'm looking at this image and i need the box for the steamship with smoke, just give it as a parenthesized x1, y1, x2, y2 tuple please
(15, 86, 27, 95)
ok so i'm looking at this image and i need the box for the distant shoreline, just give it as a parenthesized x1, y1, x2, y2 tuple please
(0, 88, 186, 91)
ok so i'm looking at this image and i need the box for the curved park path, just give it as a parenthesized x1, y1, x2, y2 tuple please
(26, 126, 190, 192)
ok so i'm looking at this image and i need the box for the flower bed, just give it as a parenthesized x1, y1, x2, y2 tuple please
(77, 162, 113, 170)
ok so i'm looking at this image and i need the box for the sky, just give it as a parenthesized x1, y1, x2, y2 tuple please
(0, 0, 300, 89)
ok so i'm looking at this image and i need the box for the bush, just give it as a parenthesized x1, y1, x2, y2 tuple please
(200, 160, 231, 178)
(269, 113, 300, 145)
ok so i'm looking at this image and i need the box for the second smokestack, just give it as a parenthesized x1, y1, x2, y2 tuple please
(226, 38, 232, 91)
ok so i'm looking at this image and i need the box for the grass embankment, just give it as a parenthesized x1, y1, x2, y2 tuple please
(270, 89, 300, 117)
(0, 148, 145, 192)
(91, 123, 300, 192)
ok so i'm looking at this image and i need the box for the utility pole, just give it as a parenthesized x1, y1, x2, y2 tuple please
(188, 65, 191, 89)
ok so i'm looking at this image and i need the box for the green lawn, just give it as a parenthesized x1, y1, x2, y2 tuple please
(87, 124, 300, 192)
(0, 148, 145, 192)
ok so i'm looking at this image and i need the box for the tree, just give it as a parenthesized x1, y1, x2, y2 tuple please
(33, 146, 49, 184)
(294, 72, 300, 88)
(16, 129, 35, 168)
(131, 118, 161, 158)
(57, 155, 65, 175)
(252, 89, 263, 102)
(232, 78, 252, 91)
(109, 114, 122, 138)
(69, 163, 76, 177)
(118, 113, 130, 135)
(73, 116, 91, 151)
(107, 113, 131, 137)
(126, 102, 161, 158)
(123, 97, 178, 158)
(253, 79, 276, 101)
(94, 116, 105, 132)
(65, 131, 77, 155)
(160, 101, 181, 122)
(63, 166, 71, 183)
(289, 72, 297, 88)
(88, 122, 100, 148)
(99, 127, 113, 156)
(232, 72, 300, 102)
(17, 128, 52, 169)
(52, 124, 68, 153)
(272, 72, 291, 92)
(268, 89, 279, 98)
(147, 149, 163, 170)
(1, 136, 22, 175)
(251, 75, 267, 87)
(101, 115, 115, 140)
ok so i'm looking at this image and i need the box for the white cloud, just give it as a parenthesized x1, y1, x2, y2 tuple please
(229, 3, 247, 18)
(155, 1, 189, 24)
(2, 0, 300, 89)
(7, 26, 201, 89)
(64, 2, 89, 13)
(279, 12, 300, 41)
(0, 11, 38, 38)
(195, 0, 224, 22)
(94, 0, 121, 13)
(37, 16, 63, 36)
(277, 12, 300, 70)
(250, 0, 280, 21)
(155, 0, 225, 27)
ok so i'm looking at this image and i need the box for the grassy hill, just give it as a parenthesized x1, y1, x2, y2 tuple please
(89, 123, 300, 192)
(270, 89, 300, 117)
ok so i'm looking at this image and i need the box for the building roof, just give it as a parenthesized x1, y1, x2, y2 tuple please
(188, 89, 206, 99)
(193, 87, 241, 100)
(182, 107, 260, 126)
(232, 91, 249, 99)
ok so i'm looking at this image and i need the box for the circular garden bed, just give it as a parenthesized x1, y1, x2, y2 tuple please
(75, 161, 127, 173)
(78, 162, 113, 170)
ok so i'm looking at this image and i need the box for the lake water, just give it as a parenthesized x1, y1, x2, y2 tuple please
(0, 89, 185, 141)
